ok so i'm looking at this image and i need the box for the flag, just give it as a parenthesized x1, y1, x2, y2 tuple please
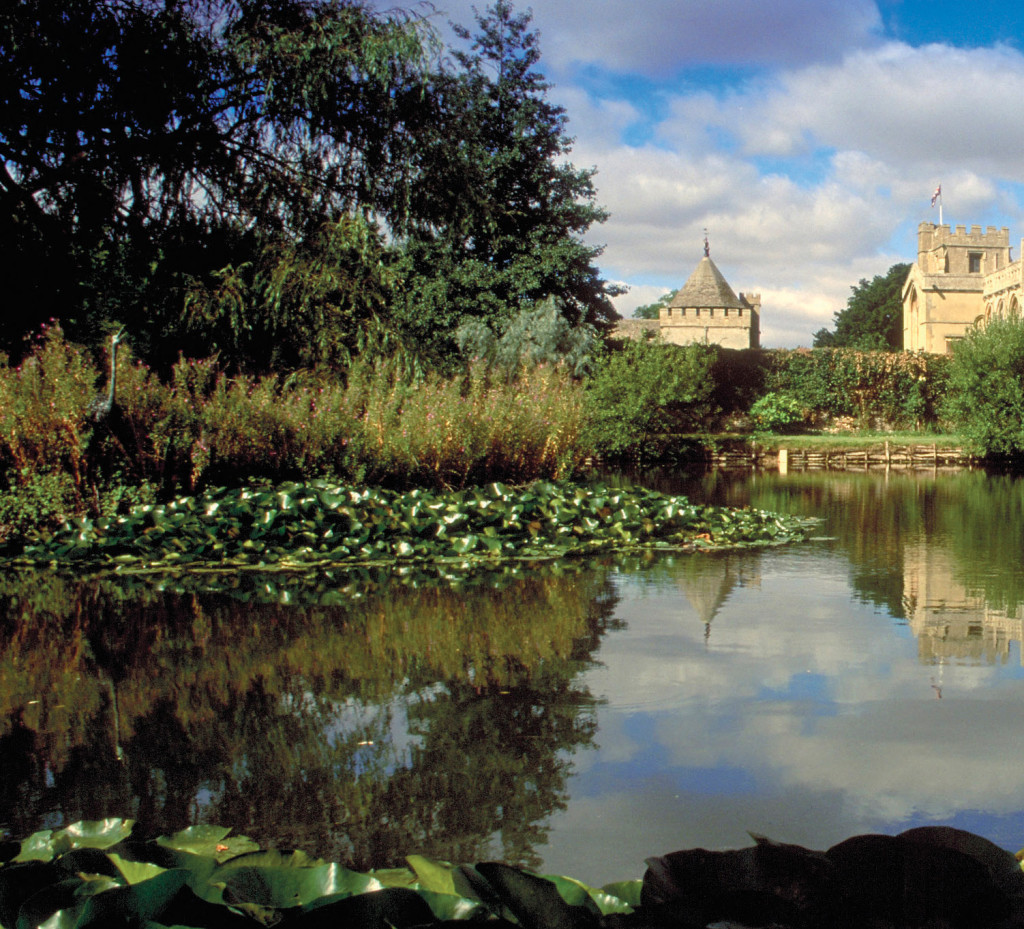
(931, 184, 942, 207)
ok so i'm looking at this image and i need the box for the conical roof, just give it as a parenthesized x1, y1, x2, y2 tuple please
(668, 256, 745, 310)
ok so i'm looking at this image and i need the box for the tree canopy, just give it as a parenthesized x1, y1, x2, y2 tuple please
(813, 263, 910, 351)
(0, 0, 615, 370)
(392, 0, 619, 360)
(633, 292, 673, 320)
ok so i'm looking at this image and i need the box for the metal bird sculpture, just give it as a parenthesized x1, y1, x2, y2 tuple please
(89, 327, 125, 423)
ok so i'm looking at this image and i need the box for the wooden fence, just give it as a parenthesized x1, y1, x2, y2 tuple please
(707, 443, 975, 472)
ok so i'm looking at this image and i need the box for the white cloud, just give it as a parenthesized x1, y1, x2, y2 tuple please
(517, 0, 883, 75)
(564, 35, 1024, 343)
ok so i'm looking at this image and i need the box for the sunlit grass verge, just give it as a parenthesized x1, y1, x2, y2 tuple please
(3, 819, 1024, 929)
(2, 480, 819, 574)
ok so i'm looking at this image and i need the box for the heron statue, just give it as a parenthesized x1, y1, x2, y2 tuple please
(89, 327, 126, 423)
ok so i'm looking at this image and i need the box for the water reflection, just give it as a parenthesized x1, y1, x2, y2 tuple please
(0, 564, 619, 869)
(4, 471, 1024, 883)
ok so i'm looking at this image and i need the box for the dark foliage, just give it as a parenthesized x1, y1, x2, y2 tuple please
(814, 262, 910, 351)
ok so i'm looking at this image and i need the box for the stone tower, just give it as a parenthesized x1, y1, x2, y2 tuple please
(659, 253, 760, 349)
(903, 222, 1011, 353)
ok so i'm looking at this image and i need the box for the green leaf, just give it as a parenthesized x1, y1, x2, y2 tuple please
(51, 820, 134, 855)
(406, 855, 456, 896)
(600, 880, 643, 908)
(474, 863, 598, 929)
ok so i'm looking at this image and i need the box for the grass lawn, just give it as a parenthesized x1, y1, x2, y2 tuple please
(753, 431, 966, 450)
(694, 431, 968, 453)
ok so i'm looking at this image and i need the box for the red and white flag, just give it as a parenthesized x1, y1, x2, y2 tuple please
(931, 184, 942, 207)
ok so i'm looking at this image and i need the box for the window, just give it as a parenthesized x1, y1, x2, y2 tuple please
(969, 252, 982, 273)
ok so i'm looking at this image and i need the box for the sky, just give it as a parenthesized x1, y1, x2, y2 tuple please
(425, 0, 1024, 346)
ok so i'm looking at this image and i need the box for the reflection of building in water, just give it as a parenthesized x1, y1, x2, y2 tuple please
(676, 554, 762, 640)
(902, 542, 1024, 664)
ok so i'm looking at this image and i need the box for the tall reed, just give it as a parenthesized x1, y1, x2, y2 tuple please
(0, 329, 589, 514)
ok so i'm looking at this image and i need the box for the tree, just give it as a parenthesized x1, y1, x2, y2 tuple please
(813, 263, 910, 350)
(945, 316, 1024, 458)
(455, 296, 600, 377)
(393, 1, 618, 361)
(633, 292, 674, 320)
(0, 0, 434, 361)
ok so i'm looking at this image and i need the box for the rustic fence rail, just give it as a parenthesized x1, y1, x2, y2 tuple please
(707, 443, 975, 472)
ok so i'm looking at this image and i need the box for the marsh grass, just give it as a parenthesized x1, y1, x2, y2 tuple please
(0, 329, 588, 522)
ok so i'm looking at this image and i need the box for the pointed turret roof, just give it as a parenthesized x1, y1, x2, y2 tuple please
(668, 256, 745, 310)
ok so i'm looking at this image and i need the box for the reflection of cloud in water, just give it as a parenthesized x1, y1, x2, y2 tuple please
(541, 546, 1024, 883)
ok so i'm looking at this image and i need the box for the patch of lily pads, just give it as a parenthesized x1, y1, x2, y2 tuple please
(4, 819, 1024, 929)
(5, 480, 819, 575)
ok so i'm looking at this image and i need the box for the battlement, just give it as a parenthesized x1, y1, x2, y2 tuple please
(917, 222, 1011, 275)
(918, 221, 1009, 248)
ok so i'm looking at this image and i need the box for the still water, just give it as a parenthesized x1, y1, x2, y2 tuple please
(2, 469, 1024, 884)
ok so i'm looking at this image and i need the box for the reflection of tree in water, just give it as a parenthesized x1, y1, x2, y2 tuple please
(604, 467, 918, 619)
(0, 562, 620, 868)
(941, 472, 1024, 616)
(629, 468, 1024, 659)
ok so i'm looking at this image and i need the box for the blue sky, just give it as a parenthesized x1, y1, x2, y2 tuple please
(429, 0, 1024, 345)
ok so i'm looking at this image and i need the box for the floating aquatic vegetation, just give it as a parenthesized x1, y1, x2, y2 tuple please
(6, 480, 819, 576)
(2, 820, 1023, 929)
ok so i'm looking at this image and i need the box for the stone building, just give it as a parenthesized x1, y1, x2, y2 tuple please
(903, 222, 1024, 353)
(660, 253, 761, 349)
(613, 248, 761, 349)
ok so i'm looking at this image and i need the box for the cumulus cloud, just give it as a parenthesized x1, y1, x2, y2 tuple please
(566, 34, 1024, 342)
(431, 0, 883, 75)
(382, 1, 1024, 343)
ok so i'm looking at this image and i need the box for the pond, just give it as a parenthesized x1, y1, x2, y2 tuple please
(2, 468, 1024, 885)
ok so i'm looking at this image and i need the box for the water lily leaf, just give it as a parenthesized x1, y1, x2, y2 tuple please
(72, 868, 188, 929)
(298, 886, 434, 928)
(51, 820, 134, 855)
(13, 832, 56, 864)
(0, 861, 58, 925)
(157, 827, 255, 861)
(108, 854, 168, 886)
(14, 876, 84, 929)
(418, 888, 491, 921)
(475, 862, 598, 929)
(406, 855, 457, 896)
(213, 861, 380, 909)
(600, 880, 643, 909)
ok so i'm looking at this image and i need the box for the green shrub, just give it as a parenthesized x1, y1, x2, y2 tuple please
(944, 316, 1024, 457)
(763, 348, 951, 428)
(749, 392, 805, 433)
(0, 468, 79, 545)
(583, 339, 716, 457)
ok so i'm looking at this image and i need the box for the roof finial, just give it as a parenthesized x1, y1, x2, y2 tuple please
(703, 228, 710, 258)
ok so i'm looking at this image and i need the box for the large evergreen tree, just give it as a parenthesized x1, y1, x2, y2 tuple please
(0, 0, 434, 363)
(394, 1, 618, 360)
(813, 263, 910, 351)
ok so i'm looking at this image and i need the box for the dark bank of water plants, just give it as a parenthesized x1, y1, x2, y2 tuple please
(2, 820, 1023, 929)
(3, 480, 819, 575)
